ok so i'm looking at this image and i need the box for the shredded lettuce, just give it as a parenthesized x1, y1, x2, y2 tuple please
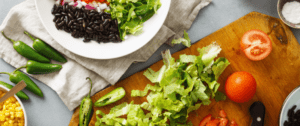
(106, 0, 161, 40)
(171, 31, 192, 47)
(95, 42, 230, 125)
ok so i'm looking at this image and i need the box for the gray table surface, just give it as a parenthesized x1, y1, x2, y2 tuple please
(0, 0, 299, 125)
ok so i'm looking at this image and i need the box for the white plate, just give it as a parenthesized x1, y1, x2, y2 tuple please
(35, 0, 171, 59)
(279, 86, 300, 126)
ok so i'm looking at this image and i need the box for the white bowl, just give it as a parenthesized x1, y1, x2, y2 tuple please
(35, 0, 171, 59)
(0, 85, 27, 126)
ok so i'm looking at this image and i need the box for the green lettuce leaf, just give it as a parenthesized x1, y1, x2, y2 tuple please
(171, 31, 191, 47)
(131, 84, 162, 97)
(212, 57, 230, 80)
(95, 42, 230, 125)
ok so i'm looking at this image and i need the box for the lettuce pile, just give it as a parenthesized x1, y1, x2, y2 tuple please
(95, 42, 230, 125)
(106, 0, 162, 40)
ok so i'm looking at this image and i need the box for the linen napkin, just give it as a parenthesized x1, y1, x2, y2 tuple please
(0, 0, 212, 111)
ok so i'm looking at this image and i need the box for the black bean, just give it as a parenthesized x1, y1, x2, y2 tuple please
(103, 19, 109, 26)
(62, 12, 67, 16)
(64, 16, 69, 24)
(83, 39, 91, 42)
(57, 21, 65, 27)
(54, 14, 62, 17)
(53, 16, 58, 22)
(108, 34, 115, 39)
(99, 24, 104, 31)
(101, 16, 105, 21)
(67, 20, 74, 27)
(88, 22, 93, 26)
(51, 6, 56, 14)
(86, 27, 93, 31)
(59, 17, 64, 22)
(62, 5, 66, 12)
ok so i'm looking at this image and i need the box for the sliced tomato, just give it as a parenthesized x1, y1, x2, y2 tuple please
(199, 114, 212, 126)
(219, 110, 227, 118)
(240, 29, 272, 61)
(219, 118, 229, 126)
(206, 119, 220, 126)
(229, 119, 238, 126)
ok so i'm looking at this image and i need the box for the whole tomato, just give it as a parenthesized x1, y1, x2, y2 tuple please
(225, 71, 257, 103)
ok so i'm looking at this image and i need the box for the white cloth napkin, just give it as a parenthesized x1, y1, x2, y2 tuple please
(0, 0, 212, 111)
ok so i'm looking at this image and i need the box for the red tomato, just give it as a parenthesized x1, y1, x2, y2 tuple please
(240, 29, 272, 61)
(219, 110, 227, 118)
(206, 119, 220, 126)
(219, 118, 229, 126)
(225, 71, 257, 103)
(229, 119, 238, 126)
(199, 114, 212, 126)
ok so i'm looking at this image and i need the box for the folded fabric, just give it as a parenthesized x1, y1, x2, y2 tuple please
(0, 0, 212, 111)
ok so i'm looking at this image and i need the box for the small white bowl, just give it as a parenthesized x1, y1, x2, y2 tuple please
(0, 85, 27, 126)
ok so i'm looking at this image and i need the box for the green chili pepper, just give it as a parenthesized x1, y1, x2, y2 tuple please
(1, 31, 50, 63)
(79, 77, 93, 126)
(0, 81, 29, 100)
(0, 70, 43, 97)
(17, 60, 62, 75)
(94, 87, 125, 107)
(24, 31, 67, 63)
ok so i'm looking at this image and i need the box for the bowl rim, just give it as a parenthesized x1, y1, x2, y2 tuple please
(278, 85, 300, 126)
(277, 0, 300, 29)
(0, 85, 27, 126)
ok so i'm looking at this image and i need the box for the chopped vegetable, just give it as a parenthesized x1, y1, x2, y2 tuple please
(171, 30, 192, 47)
(95, 42, 230, 125)
(94, 87, 126, 107)
(105, 0, 162, 40)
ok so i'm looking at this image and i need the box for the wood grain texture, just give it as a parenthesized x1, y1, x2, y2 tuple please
(69, 12, 300, 126)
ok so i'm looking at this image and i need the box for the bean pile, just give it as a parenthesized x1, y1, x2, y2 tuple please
(284, 105, 300, 126)
(51, 3, 121, 43)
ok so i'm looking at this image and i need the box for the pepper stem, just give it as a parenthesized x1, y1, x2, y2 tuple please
(86, 77, 93, 98)
(24, 31, 36, 41)
(13, 66, 27, 74)
(0, 72, 11, 76)
(2, 31, 16, 43)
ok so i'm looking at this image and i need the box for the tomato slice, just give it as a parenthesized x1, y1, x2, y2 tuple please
(199, 114, 212, 126)
(240, 29, 272, 61)
(229, 119, 238, 126)
(206, 119, 220, 126)
(219, 118, 229, 126)
(219, 110, 227, 118)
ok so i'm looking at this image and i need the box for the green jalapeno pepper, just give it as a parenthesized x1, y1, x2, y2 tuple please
(79, 77, 93, 126)
(0, 81, 29, 100)
(94, 87, 125, 107)
(0, 70, 43, 97)
(24, 31, 67, 63)
(2, 31, 50, 63)
(17, 60, 62, 75)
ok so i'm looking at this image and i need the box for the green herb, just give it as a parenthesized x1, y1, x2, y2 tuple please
(95, 42, 230, 125)
(106, 0, 162, 40)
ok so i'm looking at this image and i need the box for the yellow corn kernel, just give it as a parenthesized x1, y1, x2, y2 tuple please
(8, 119, 14, 124)
(5, 100, 10, 104)
(4, 122, 9, 125)
(15, 103, 20, 107)
(5, 112, 9, 116)
(0, 114, 5, 121)
(15, 112, 23, 118)
(15, 107, 21, 112)
(11, 104, 16, 108)
(10, 115, 14, 120)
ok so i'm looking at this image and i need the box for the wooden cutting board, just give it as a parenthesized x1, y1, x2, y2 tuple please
(69, 12, 300, 126)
